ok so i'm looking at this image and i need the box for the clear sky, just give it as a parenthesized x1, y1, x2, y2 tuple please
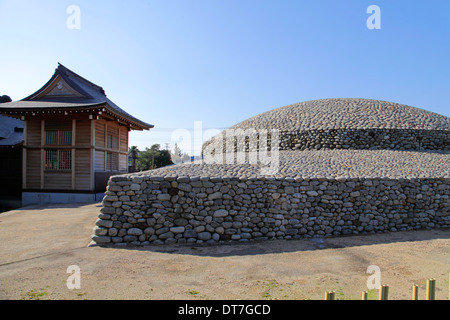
(1, 0, 449, 155)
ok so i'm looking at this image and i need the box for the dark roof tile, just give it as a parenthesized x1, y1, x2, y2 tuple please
(0, 63, 153, 130)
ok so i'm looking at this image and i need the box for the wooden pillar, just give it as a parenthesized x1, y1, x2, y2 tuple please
(22, 120, 27, 189)
(118, 125, 122, 172)
(72, 119, 76, 190)
(104, 122, 107, 171)
(40, 120, 45, 189)
(90, 118, 95, 191)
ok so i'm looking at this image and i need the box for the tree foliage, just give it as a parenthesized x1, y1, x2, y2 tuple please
(130, 144, 173, 172)
(171, 143, 191, 164)
(128, 145, 139, 172)
(0, 95, 12, 103)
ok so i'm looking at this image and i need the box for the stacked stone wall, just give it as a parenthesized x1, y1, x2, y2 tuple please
(204, 129, 450, 153)
(280, 129, 450, 151)
(92, 175, 449, 246)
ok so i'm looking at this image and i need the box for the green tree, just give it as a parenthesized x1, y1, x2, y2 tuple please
(128, 145, 140, 173)
(171, 143, 191, 164)
(135, 144, 173, 171)
(0, 95, 12, 103)
(173, 143, 182, 158)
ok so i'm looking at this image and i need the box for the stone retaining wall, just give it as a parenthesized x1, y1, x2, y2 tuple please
(280, 129, 450, 151)
(204, 129, 450, 153)
(92, 175, 449, 246)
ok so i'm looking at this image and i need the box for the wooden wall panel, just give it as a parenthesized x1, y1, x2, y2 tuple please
(93, 118, 130, 173)
(119, 153, 128, 172)
(120, 128, 128, 152)
(95, 150, 105, 171)
(107, 123, 119, 137)
(75, 149, 91, 190)
(26, 120, 41, 146)
(25, 149, 41, 189)
(22, 116, 133, 192)
(44, 172, 72, 189)
(75, 120, 91, 145)
(45, 120, 72, 130)
(95, 120, 105, 148)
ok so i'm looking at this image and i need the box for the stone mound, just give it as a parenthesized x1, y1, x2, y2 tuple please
(92, 99, 450, 246)
(230, 98, 450, 131)
(203, 98, 450, 152)
(121, 149, 450, 180)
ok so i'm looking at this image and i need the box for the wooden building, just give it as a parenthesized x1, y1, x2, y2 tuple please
(0, 64, 153, 205)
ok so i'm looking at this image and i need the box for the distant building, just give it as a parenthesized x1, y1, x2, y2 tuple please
(0, 63, 153, 205)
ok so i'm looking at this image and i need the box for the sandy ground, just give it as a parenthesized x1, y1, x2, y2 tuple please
(0, 202, 448, 300)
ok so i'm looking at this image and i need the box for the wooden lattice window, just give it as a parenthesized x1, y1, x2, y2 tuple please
(106, 152, 118, 171)
(45, 130, 72, 145)
(45, 121, 72, 145)
(45, 149, 72, 171)
(107, 125, 119, 150)
(107, 135, 119, 150)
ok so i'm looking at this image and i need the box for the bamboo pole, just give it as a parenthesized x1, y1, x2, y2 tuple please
(361, 291, 368, 300)
(426, 279, 436, 300)
(412, 285, 419, 300)
(325, 291, 336, 300)
(379, 285, 389, 300)
(384, 285, 389, 300)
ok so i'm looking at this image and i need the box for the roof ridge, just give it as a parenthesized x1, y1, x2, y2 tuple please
(1, 64, 153, 131)
(57, 63, 106, 95)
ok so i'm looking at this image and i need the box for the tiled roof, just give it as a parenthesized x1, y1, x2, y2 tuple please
(0, 115, 23, 147)
(0, 63, 153, 130)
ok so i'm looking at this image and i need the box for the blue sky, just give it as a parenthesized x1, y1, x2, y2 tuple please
(1, 0, 449, 155)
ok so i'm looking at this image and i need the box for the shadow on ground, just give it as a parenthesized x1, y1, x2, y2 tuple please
(0, 202, 102, 215)
(93, 228, 450, 258)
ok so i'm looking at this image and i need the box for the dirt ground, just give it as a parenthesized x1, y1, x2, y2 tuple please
(0, 202, 448, 300)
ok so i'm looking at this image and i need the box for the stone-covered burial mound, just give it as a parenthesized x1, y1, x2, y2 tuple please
(92, 98, 450, 246)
